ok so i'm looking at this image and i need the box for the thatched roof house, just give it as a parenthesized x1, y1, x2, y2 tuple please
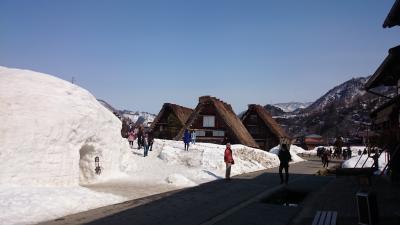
(241, 104, 290, 151)
(150, 103, 193, 140)
(175, 96, 259, 148)
(383, 0, 400, 28)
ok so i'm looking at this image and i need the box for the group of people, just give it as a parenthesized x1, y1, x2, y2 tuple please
(182, 129, 197, 151)
(332, 146, 353, 160)
(317, 145, 356, 168)
(127, 124, 154, 157)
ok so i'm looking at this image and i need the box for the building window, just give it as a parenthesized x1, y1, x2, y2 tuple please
(248, 126, 258, 134)
(197, 130, 206, 136)
(213, 130, 225, 137)
(203, 116, 215, 127)
(160, 125, 163, 131)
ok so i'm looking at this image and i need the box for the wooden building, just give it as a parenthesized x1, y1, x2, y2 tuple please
(304, 134, 325, 150)
(241, 104, 290, 151)
(364, 0, 400, 182)
(383, 0, 400, 28)
(150, 103, 193, 140)
(175, 96, 259, 148)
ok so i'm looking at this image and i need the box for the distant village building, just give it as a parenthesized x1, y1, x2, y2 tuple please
(299, 134, 324, 150)
(150, 103, 193, 140)
(175, 96, 259, 148)
(364, 0, 400, 182)
(241, 104, 290, 151)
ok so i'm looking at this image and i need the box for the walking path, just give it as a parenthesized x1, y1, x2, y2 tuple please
(38, 157, 340, 225)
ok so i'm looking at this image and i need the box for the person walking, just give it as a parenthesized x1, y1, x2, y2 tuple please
(148, 130, 154, 151)
(224, 143, 234, 181)
(183, 129, 191, 151)
(137, 125, 144, 149)
(347, 148, 352, 159)
(322, 150, 329, 168)
(191, 130, 197, 145)
(143, 133, 149, 157)
(278, 144, 291, 185)
(128, 130, 135, 149)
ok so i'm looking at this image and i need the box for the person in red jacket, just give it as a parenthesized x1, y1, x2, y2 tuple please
(224, 143, 234, 180)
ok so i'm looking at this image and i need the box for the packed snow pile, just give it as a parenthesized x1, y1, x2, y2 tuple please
(0, 66, 128, 186)
(342, 152, 389, 173)
(120, 140, 287, 186)
(269, 145, 306, 163)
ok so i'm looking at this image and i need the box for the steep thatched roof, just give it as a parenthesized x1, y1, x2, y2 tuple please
(241, 104, 290, 140)
(383, 0, 400, 28)
(150, 103, 193, 130)
(365, 45, 400, 90)
(175, 96, 259, 148)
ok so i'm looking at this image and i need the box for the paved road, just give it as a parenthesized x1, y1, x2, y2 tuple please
(38, 158, 340, 225)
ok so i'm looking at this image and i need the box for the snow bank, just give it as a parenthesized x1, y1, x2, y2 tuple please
(269, 145, 306, 163)
(121, 140, 286, 186)
(0, 66, 128, 186)
(342, 152, 389, 173)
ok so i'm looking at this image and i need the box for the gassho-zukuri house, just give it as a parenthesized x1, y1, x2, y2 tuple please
(175, 96, 259, 148)
(150, 103, 193, 139)
(241, 104, 291, 151)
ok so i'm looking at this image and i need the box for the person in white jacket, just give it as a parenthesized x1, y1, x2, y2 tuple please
(191, 130, 197, 145)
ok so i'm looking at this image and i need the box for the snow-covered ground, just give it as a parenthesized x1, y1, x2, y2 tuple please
(0, 66, 306, 225)
(342, 152, 389, 173)
(121, 140, 282, 187)
(269, 145, 306, 163)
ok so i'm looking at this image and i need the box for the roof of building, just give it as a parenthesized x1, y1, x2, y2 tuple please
(365, 45, 400, 90)
(383, 0, 400, 28)
(241, 104, 290, 140)
(176, 96, 259, 148)
(150, 103, 193, 130)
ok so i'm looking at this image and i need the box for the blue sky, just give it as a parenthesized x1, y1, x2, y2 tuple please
(1, 0, 399, 113)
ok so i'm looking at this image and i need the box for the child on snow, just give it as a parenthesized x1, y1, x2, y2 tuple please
(128, 131, 135, 148)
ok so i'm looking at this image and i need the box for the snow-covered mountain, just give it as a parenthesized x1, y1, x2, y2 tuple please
(120, 110, 156, 127)
(269, 76, 396, 139)
(97, 99, 119, 114)
(303, 77, 368, 113)
(273, 102, 312, 112)
(96, 99, 156, 127)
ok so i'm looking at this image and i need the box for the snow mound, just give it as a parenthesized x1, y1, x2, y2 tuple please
(0, 66, 128, 186)
(165, 174, 197, 187)
(342, 152, 388, 173)
(121, 140, 286, 185)
(269, 145, 306, 163)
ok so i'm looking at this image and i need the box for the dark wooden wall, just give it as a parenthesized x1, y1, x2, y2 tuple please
(242, 110, 280, 151)
(153, 108, 183, 140)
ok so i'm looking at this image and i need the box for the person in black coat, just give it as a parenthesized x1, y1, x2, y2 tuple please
(278, 144, 292, 185)
(148, 130, 154, 151)
(137, 125, 144, 149)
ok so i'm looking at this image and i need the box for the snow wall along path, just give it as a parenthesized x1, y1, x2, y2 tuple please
(0, 66, 127, 186)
